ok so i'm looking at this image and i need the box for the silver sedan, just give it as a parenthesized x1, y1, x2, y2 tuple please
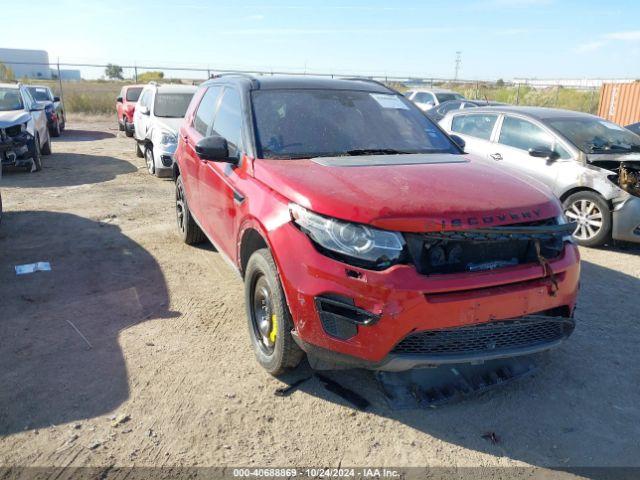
(440, 106, 640, 247)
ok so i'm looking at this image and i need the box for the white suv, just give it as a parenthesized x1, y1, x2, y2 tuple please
(404, 88, 465, 112)
(133, 83, 197, 177)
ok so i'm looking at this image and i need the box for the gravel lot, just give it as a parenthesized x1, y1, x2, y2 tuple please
(0, 117, 639, 475)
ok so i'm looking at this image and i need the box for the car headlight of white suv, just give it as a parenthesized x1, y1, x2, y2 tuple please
(159, 131, 177, 146)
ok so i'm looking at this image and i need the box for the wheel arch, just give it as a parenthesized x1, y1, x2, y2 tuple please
(239, 226, 270, 278)
(560, 187, 611, 209)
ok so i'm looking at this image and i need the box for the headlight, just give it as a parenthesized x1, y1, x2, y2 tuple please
(290, 204, 405, 268)
(159, 131, 177, 145)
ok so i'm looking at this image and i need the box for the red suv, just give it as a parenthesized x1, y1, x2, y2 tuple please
(116, 85, 144, 137)
(174, 76, 580, 375)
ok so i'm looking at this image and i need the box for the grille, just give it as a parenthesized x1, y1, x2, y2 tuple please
(391, 316, 573, 356)
(404, 219, 565, 275)
(4, 125, 22, 137)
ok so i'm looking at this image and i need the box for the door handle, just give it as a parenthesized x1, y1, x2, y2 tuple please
(490, 153, 503, 161)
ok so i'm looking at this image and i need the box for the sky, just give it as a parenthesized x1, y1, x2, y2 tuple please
(2, 0, 640, 80)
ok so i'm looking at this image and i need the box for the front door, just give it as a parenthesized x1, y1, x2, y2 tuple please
(198, 87, 244, 258)
(489, 115, 567, 190)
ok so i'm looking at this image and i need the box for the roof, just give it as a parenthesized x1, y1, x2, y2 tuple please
(154, 84, 198, 94)
(204, 75, 393, 93)
(470, 105, 599, 120)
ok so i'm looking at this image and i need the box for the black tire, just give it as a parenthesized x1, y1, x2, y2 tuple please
(145, 146, 155, 175)
(135, 141, 144, 158)
(30, 135, 42, 172)
(563, 191, 611, 247)
(41, 133, 52, 156)
(50, 120, 61, 137)
(60, 113, 66, 131)
(118, 115, 125, 131)
(175, 175, 206, 245)
(245, 248, 304, 376)
(125, 119, 134, 138)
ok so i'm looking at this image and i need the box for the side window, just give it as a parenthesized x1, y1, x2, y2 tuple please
(498, 116, 554, 151)
(212, 88, 243, 155)
(138, 90, 149, 107)
(451, 113, 498, 140)
(194, 86, 222, 136)
(21, 88, 33, 109)
(414, 92, 435, 104)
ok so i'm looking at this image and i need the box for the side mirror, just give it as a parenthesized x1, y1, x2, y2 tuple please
(528, 146, 559, 161)
(116, 96, 123, 103)
(53, 96, 61, 102)
(450, 134, 466, 150)
(195, 135, 235, 163)
(424, 101, 435, 108)
(30, 103, 45, 111)
(138, 105, 149, 115)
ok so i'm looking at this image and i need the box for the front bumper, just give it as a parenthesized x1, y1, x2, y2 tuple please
(612, 195, 640, 243)
(152, 143, 176, 178)
(271, 223, 581, 370)
(1, 132, 35, 168)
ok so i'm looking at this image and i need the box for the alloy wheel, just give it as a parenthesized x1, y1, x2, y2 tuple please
(564, 199, 603, 241)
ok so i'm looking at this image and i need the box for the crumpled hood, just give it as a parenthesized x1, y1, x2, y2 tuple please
(0, 111, 30, 128)
(254, 153, 561, 232)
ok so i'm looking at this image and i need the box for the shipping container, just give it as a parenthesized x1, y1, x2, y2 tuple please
(598, 82, 640, 126)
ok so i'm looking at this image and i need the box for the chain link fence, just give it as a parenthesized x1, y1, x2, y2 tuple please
(0, 60, 605, 116)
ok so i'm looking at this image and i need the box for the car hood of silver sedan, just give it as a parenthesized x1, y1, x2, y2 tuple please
(0, 111, 30, 128)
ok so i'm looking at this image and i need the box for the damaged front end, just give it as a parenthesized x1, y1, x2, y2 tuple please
(0, 122, 35, 170)
(406, 219, 574, 278)
(617, 161, 640, 197)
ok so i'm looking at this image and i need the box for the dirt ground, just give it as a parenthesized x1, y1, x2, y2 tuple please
(0, 117, 639, 475)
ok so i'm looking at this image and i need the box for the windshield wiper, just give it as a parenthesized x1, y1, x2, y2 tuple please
(343, 148, 412, 156)
(588, 143, 640, 153)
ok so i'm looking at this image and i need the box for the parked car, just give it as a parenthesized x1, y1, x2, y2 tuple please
(440, 106, 640, 247)
(625, 122, 640, 136)
(133, 83, 197, 177)
(174, 75, 579, 376)
(0, 82, 52, 172)
(26, 85, 65, 137)
(404, 88, 465, 111)
(424, 99, 505, 122)
(116, 85, 144, 137)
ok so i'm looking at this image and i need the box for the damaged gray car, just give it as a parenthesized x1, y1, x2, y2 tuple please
(440, 106, 640, 247)
(1, 82, 52, 173)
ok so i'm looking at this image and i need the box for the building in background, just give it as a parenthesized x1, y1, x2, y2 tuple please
(0, 48, 51, 79)
(57, 69, 82, 81)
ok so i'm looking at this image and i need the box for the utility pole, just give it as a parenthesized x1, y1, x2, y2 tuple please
(454, 51, 462, 81)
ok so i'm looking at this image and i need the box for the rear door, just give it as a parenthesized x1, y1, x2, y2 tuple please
(447, 112, 500, 156)
(179, 85, 222, 223)
(198, 86, 244, 257)
(489, 115, 570, 190)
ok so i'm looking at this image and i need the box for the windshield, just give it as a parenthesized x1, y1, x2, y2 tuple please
(126, 87, 143, 102)
(548, 117, 640, 153)
(0, 87, 24, 111)
(27, 87, 52, 102)
(435, 92, 464, 103)
(251, 89, 457, 159)
(153, 93, 194, 118)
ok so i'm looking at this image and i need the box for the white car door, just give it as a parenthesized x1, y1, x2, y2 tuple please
(21, 88, 47, 145)
(134, 89, 152, 141)
(487, 115, 571, 192)
(445, 111, 500, 156)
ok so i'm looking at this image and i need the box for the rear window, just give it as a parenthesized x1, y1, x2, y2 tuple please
(126, 87, 143, 102)
(451, 113, 498, 140)
(154, 93, 195, 118)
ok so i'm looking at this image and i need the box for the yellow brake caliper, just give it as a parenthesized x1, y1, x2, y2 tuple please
(269, 314, 278, 343)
